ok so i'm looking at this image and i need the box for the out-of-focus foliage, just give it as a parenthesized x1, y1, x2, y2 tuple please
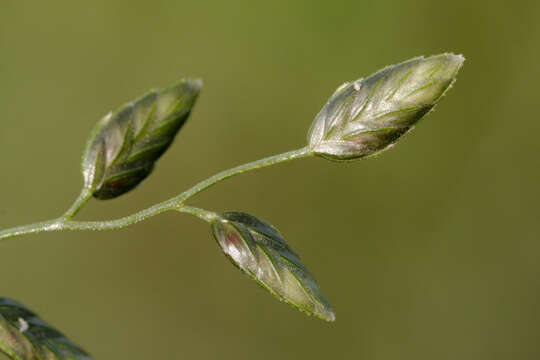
(0, 299, 91, 360)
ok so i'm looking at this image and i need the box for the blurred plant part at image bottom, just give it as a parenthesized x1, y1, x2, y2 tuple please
(0, 299, 91, 360)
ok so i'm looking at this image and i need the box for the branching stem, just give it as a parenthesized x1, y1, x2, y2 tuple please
(0, 147, 311, 242)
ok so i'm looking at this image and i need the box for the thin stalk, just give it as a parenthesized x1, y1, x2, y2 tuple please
(0, 206, 213, 241)
(62, 189, 92, 220)
(168, 146, 311, 204)
(0, 147, 311, 242)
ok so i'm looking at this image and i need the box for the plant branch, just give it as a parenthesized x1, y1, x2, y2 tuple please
(62, 189, 92, 220)
(0, 206, 214, 241)
(0, 147, 311, 242)
(167, 146, 311, 204)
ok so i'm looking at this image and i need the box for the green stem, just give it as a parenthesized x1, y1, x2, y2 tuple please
(0, 206, 214, 240)
(0, 147, 311, 242)
(167, 146, 311, 204)
(62, 189, 92, 220)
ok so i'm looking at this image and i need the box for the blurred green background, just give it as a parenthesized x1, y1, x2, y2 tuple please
(1, 0, 539, 359)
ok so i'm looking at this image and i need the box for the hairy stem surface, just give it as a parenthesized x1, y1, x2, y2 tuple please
(0, 147, 311, 242)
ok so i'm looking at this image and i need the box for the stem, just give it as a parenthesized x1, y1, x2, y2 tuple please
(0, 206, 214, 241)
(62, 189, 92, 220)
(0, 219, 63, 241)
(169, 146, 311, 204)
(0, 147, 311, 242)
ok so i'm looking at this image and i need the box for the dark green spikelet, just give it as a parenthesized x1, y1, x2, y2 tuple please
(212, 211, 335, 321)
(82, 78, 202, 199)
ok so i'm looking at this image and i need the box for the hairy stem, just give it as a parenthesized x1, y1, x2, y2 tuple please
(167, 146, 311, 204)
(0, 147, 311, 242)
(62, 189, 92, 220)
(0, 206, 214, 241)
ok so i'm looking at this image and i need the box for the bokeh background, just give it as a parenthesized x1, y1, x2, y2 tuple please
(1, 0, 539, 359)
